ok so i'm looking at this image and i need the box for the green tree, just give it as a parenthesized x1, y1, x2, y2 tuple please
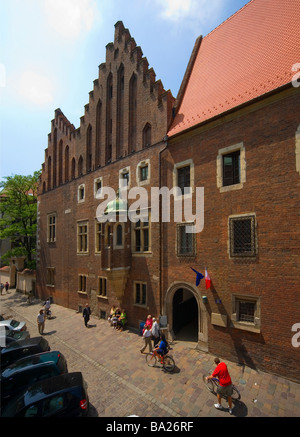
(0, 171, 41, 269)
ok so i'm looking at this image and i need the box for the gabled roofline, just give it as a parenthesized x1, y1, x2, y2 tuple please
(173, 35, 203, 116)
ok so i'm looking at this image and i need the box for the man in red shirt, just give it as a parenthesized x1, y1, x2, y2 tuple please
(206, 358, 234, 414)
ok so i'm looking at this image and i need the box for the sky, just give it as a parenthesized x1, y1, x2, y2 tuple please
(0, 0, 250, 182)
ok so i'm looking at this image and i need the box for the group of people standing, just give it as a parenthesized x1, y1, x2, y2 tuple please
(140, 314, 165, 355)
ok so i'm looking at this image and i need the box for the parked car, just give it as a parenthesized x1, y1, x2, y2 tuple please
(0, 319, 27, 332)
(1, 351, 68, 407)
(2, 330, 30, 348)
(2, 372, 89, 417)
(0, 337, 50, 371)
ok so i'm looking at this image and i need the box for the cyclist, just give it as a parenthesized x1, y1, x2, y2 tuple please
(206, 357, 234, 414)
(153, 333, 168, 362)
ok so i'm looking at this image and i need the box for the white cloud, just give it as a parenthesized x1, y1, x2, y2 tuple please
(155, 0, 223, 27)
(17, 70, 54, 106)
(44, 0, 98, 40)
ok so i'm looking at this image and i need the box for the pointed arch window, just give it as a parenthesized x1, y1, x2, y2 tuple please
(117, 64, 125, 158)
(143, 123, 151, 148)
(53, 128, 57, 188)
(78, 155, 83, 177)
(86, 124, 93, 172)
(129, 73, 137, 152)
(47, 156, 52, 190)
(96, 99, 102, 167)
(58, 140, 63, 185)
(106, 73, 113, 164)
(71, 158, 76, 180)
(64, 145, 69, 182)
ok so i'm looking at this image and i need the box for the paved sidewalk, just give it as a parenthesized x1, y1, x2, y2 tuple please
(1, 290, 300, 417)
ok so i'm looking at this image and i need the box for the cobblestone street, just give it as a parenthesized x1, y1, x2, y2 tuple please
(1, 290, 300, 419)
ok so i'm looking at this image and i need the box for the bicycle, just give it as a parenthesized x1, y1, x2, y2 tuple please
(203, 373, 241, 400)
(146, 349, 175, 372)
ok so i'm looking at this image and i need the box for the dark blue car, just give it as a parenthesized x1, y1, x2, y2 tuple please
(2, 372, 89, 417)
(1, 350, 68, 407)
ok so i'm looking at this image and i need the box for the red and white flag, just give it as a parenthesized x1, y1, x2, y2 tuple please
(205, 268, 211, 289)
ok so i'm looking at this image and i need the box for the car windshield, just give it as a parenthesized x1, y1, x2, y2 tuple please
(10, 320, 20, 328)
(7, 331, 22, 339)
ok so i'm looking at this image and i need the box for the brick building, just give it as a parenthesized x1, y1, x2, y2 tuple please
(161, 0, 300, 381)
(37, 21, 175, 325)
(37, 1, 300, 381)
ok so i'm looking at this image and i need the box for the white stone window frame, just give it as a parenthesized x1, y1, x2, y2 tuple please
(217, 142, 246, 192)
(46, 267, 55, 287)
(78, 274, 88, 293)
(113, 222, 125, 249)
(133, 281, 147, 307)
(94, 176, 103, 199)
(119, 166, 131, 190)
(228, 212, 258, 259)
(77, 220, 89, 254)
(47, 213, 56, 243)
(137, 159, 150, 186)
(173, 159, 194, 200)
(231, 294, 261, 333)
(98, 276, 107, 298)
(95, 219, 102, 254)
(78, 183, 85, 203)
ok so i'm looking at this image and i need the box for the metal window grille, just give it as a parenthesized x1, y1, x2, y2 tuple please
(177, 223, 195, 256)
(238, 301, 255, 323)
(230, 216, 256, 257)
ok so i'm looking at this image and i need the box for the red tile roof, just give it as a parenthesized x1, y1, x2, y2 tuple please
(168, 0, 300, 137)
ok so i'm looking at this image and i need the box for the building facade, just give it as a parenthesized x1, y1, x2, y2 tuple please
(37, 1, 300, 382)
(162, 0, 300, 382)
(37, 21, 175, 326)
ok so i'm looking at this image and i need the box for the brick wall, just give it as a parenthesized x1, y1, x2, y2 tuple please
(163, 89, 300, 381)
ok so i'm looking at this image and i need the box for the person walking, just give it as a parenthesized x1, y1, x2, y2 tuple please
(0, 283, 4, 295)
(206, 358, 234, 414)
(83, 303, 91, 328)
(44, 298, 51, 318)
(5, 282, 9, 293)
(37, 309, 45, 335)
(151, 317, 160, 347)
(140, 324, 152, 353)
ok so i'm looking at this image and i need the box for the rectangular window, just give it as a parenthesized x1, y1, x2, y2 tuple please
(177, 166, 191, 195)
(177, 223, 196, 256)
(232, 294, 260, 332)
(238, 301, 255, 323)
(98, 277, 107, 297)
(46, 268, 55, 286)
(140, 165, 148, 181)
(78, 184, 85, 202)
(95, 222, 102, 252)
(229, 215, 256, 257)
(47, 214, 56, 242)
(223, 151, 240, 186)
(77, 222, 88, 253)
(78, 275, 87, 292)
(135, 282, 147, 306)
(134, 217, 150, 252)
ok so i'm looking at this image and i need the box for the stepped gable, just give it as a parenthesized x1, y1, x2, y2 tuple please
(168, 0, 300, 137)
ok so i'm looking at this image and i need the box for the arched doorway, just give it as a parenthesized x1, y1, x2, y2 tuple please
(173, 288, 198, 341)
(165, 282, 208, 350)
